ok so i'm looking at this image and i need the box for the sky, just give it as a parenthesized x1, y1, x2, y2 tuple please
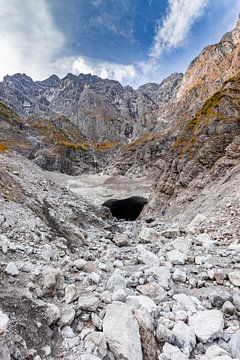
(0, 0, 240, 88)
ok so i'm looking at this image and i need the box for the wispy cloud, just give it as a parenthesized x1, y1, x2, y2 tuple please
(150, 0, 209, 58)
(0, 0, 65, 80)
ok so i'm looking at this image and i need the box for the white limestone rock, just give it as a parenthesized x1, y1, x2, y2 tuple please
(106, 273, 126, 291)
(149, 266, 171, 289)
(5, 262, 19, 276)
(188, 310, 224, 342)
(136, 282, 167, 302)
(78, 295, 99, 312)
(228, 271, 240, 287)
(229, 331, 240, 359)
(172, 321, 196, 353)
(137, 245, 160, 267)
(103, 303, 142, 360)
(205, 345, 232, 360)
(173, 294, 197, 314)
(112, 288, 128, 302)
(156, 324, 174, 344)
(0, 311, 9, 335)
(45, 303, 61, 326)
(65, 284, 79, 304)
(167, 249, 187, 265)
(86, 331, 107, 357)
(74, 258, 87, 270)
(173, 269, 187, 283)
(161, 342, 188, 360)
(61, 326, 75, 338)
(60, 306, 75, 326)
(126, 295, 157, 314)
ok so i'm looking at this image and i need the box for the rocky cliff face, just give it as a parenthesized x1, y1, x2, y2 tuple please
(109, 20, 240, 213)
(0, 72, 183, 143)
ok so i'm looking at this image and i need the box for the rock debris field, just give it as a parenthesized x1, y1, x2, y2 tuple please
(0, 153, 240, 360)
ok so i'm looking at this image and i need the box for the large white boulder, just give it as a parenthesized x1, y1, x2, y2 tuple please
(103, 302, 142, 360)
(188, 310, 224, 342)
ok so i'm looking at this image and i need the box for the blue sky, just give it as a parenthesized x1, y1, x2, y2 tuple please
(0, 0, 239, 87)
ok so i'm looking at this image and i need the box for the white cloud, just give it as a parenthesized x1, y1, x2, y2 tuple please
(150, 0, 209, 58)
(0, 0, 65, 80)
(55, 56, 137, 84)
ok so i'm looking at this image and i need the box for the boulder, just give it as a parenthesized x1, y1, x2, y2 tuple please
(103, 303, 142, 360)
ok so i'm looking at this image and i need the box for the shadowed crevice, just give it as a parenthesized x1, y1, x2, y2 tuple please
(102, 196, 148, 221)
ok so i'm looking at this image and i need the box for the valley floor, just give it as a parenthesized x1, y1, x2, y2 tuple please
(0, 153, 240, 360)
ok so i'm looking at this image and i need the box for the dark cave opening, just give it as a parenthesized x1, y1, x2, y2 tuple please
(102, 196, 148, 221)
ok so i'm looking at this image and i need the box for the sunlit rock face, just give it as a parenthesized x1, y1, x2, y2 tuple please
(0, 72, 183, 143)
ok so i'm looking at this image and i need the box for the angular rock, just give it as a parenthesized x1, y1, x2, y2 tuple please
(126, 295, 157, 314)
(156, 324, 174, 344)
(91, 313, 103, 331)
(106, 274, 126, 291)
(89, 272, 101, 284)
(0, 311, 9, 335)
(172, 321, 196, 352)
(161, 342, 187, 360)
(112, 288, 128, 302)
(103, 303, 142, 360)
(85, 331, 107, 358)
(222, 301, 235, 315)
(188, 310, 224, 342)
(228, 271, 240, 287)
(65, 284, 79, 304)
(113, 233, 129, 247)
(78, 295, 99, 312)
(74, 258, 87, 270)
(136, 282, 166, 302)
(209, 290, 232, 307)
(173, 269, 187, 283)
(149, 266, 171, 289)
(205, 345, 232, 360)
(42, 267, 64, 296)
(229, 330, 240, 359)
(61, 306, 75, 326)
(5, 262, 19, 276)
(134, 308, 157, 360)
(137, 245, 160, 267)
(173, 294, 197, 313)
(45, 303, 61, 326)
(167, 250, 187, 265)
(62, 326, 75, 338)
